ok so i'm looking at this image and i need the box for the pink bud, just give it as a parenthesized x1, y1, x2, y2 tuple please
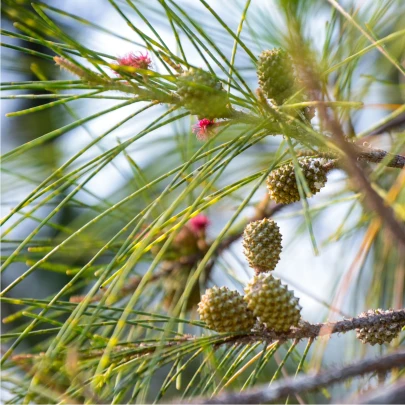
(192, 119, 217, 141)
(188, 214, 210, 233)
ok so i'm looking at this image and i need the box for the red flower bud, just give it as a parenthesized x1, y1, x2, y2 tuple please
(192, 119, 217, 141)
(188, 214, 210, 233)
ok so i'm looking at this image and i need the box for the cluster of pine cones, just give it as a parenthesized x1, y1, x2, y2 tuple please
(176, 47, 308, 119)
(198, 218, 403, 345)
(176, 47, 334, 202)
(188, 48, 402, 345)
(198, 218, 302, 334)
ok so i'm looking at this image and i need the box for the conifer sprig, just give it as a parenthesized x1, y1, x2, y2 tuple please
(1, 0, 405, 403)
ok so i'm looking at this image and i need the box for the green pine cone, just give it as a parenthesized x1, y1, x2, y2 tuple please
(242, 218, 282, 273)
(257, 48, 297, 105)
(356, 309, 403, 345)
(244, 273, 301, 332)
(266, 158, 328, 204)
(177, 68, 230, 119)
(198, 286, 255, 332)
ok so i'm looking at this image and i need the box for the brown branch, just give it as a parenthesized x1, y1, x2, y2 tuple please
(332, 130, 405, 246)
(314, 99, 405, 247)
(191, 350, 405, 404)
(298, 146, 405, 169)
(222, 308, 405, 346)
(355, 144, 405, 169)
(288, 41, 405, 245)
(67, 303, 405, 354)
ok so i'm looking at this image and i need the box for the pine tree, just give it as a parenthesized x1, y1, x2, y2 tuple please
(1, 1, 404, 403)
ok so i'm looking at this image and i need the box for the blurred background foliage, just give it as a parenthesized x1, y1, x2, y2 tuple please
(1, 0, 404, 403)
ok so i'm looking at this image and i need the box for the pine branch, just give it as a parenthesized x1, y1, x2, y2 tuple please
(322, 111, 405, 245)
(50, 57, 405, 173)
(53, 56, 405, 171)
(191, 350, 405, 404)
(298, 146, 405, 169)
(297, 64, 405, 245)
(355, 144, 405, 169)
(212, 308, 405, 349)
(3, 3, 405, 402)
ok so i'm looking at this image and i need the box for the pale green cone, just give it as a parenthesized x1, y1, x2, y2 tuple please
(244, 273, 301, 332)
(198, 286, 255, 332)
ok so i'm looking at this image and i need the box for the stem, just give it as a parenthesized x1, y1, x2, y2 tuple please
(224, 308, 405, 345)
(192, 350, 405, 404)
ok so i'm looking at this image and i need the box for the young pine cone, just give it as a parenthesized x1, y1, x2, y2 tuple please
(356, 309, 403, 345)
(177, 68, 230, 119)
(198, 286, 255, 333)
(266, 158, 328, 204)
(257, 48, 297, 105)
(244, 273, 301, 332)
(242, 218, 282, 273)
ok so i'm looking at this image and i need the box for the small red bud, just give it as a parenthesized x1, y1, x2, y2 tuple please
(188, 214, 210, 233)
(192, 119, 217, 141)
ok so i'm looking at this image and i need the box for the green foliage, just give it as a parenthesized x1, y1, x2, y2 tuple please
(1, 0, 404, 403)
